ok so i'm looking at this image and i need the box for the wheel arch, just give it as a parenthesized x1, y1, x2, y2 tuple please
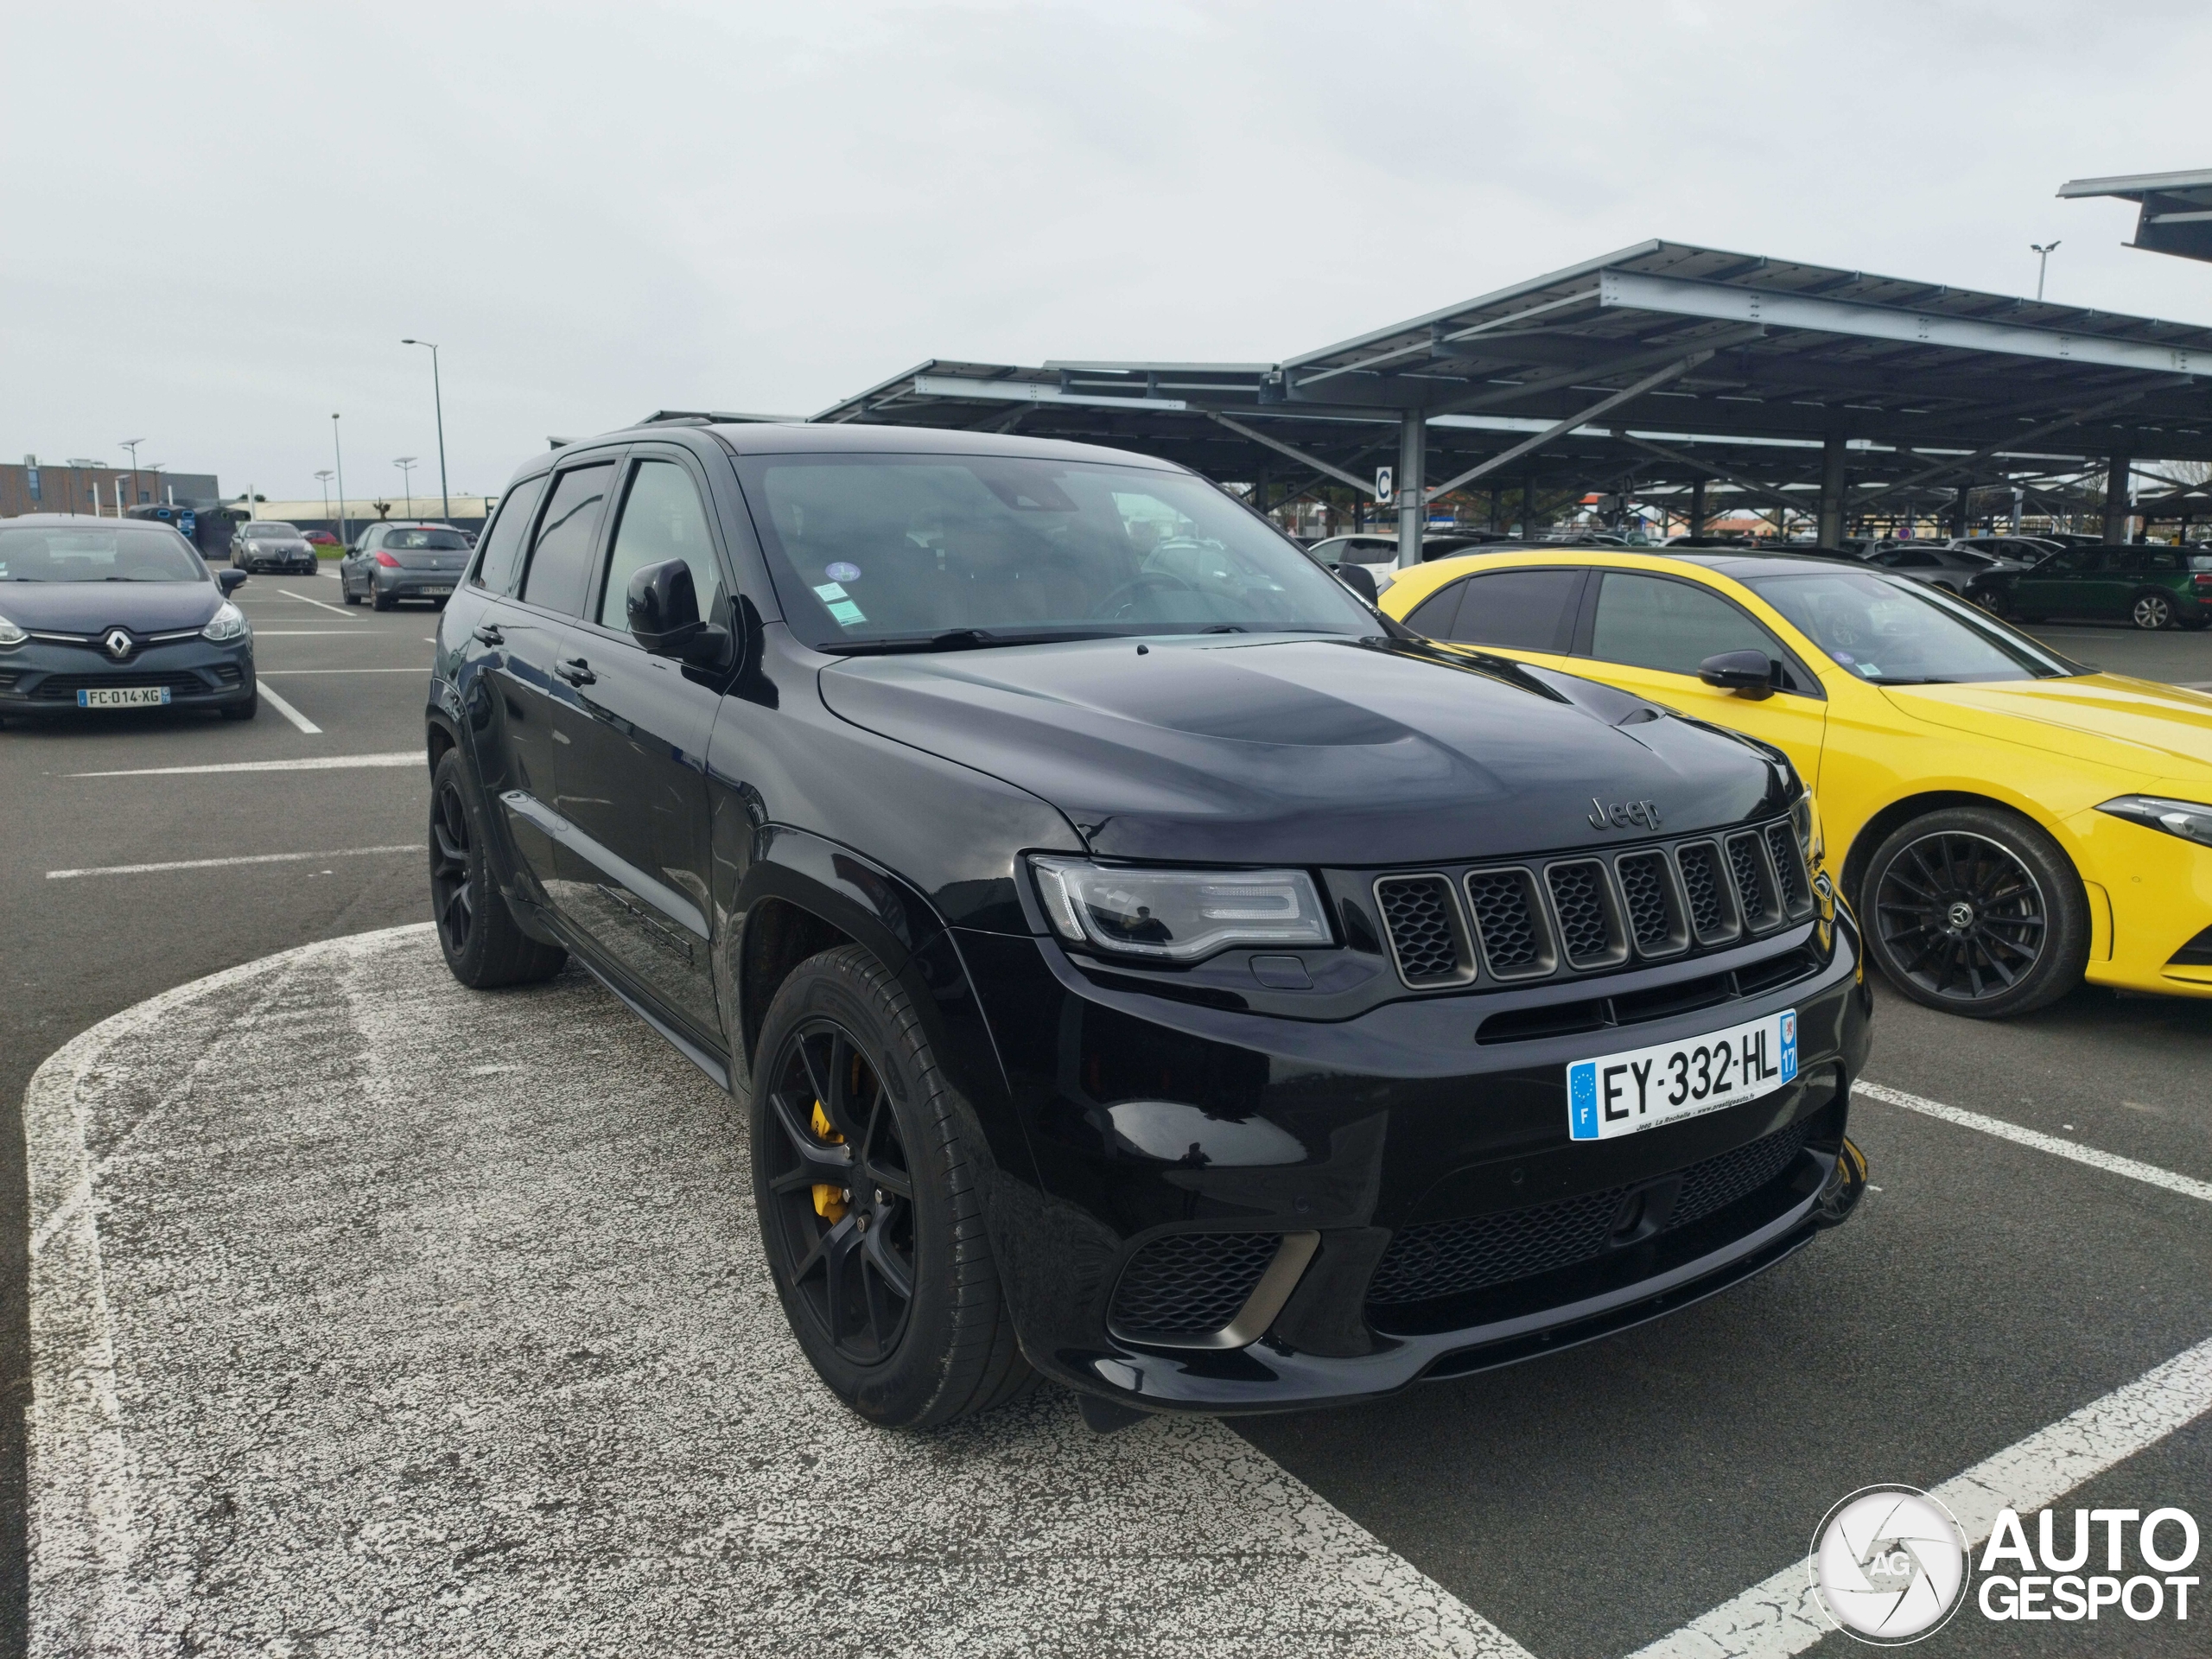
(1839, 788, 2076, 909)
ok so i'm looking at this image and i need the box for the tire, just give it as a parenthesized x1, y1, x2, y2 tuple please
(1974, 588, 2012, 620)
(751, 944, 1033, 1428)
(372, 589, 396, 612)
(429, 749, 567, 988)
(219, 691, 257, 721)
(341, 585, 362, 606)
(2131, 589, 2176, 631)
(1859, 805, 2088, 1018)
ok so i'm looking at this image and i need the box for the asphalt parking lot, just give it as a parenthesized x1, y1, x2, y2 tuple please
(5, 594, 2210, 1656)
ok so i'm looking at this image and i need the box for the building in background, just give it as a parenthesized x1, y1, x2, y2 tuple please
(0, 458, 220, 520)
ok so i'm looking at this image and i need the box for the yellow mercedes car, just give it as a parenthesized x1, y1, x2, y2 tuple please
(1379, 546, 2212, 1017)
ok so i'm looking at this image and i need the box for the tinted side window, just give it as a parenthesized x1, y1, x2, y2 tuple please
(1404, 581, 1465, 638)
(597, 461, 725, 630)
(1446, 568, 1581, 650)
(1589, 572, 1778, 676)
(520, 463, 617, 617)
(469, 475, 546, 595)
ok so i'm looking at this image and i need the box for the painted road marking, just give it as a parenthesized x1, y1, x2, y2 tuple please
(255, 667, 424, 675)
(275, 590, 360, 619)
(1628, 1334, 2212, 1658)
(23, 927, 1530, 1658)
(246, 630, 376, 636)
(1858, 1079, 2212, 1204)
(254, 683, 320, 734)
(46, 845, 421, 880)
(69, 752, 417, 779)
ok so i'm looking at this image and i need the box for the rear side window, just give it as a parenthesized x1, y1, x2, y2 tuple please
(471, 475, 545, 595)
(1589, 572, 1778, 677)
(1403, 581, 1465, 638)
(520, 463, 616, 617)
(1445, 568, 1582, 651)
(597, 461, 725, 630)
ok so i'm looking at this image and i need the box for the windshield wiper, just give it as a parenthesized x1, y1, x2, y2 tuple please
(1866, 675, 1955, 684)
(826, 627, 1108, 656)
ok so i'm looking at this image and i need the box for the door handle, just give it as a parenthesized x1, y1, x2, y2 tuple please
(473, 625, 505, 646)
(555, 657, 595, 686)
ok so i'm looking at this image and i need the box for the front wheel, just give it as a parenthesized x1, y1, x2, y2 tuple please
(2132, 590, 2176, 631)
(752, 944, 1032, 1428)
(1973, 588, 2012, 620)
(1860, 805, 2088, 1018)
(429, 749, 567, 988)
(341, 584, 361, 606)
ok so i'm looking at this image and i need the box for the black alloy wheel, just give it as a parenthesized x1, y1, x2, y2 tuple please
(750, 944, 1033, 1427)
(426, 749, 567, 988)
(760, 1020, 918, 1367)
(2132, 590, 2175, 631)
(1862, 806, 2088, 1018)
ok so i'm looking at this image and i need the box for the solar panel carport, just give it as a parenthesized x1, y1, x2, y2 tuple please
(805, 240, 2212, 566)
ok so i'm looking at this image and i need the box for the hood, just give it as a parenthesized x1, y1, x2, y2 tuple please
(818, 635, 1785, 865)
(0, 581, 220, 633)
(1882, 673, 2212, 779)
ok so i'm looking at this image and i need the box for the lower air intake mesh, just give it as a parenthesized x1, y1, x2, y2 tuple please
(1110, 1232, 1280, 1340)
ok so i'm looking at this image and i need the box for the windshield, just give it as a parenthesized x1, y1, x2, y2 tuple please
(1745, 569, 2075, 683)
(384, 528, 469, 550)
(244, 523, 298, 537)
(0, 526, 206, 582)
(740, 454, 1373, 648)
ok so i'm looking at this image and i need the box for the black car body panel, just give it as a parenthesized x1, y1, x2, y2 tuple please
(426, 422, 1871, 1415)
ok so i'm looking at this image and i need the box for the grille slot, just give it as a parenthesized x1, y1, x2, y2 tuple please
(1374, 874, 1475, 987)
(1726, 832, 1780, 929)
(1366, 1116, 1816, 1308)
(1615, 849, 1688, 957)
(1110, 1232, 1281, 1342)
(1465, 867, 1556, 980)
(1673, 841, 1741, 944)
(1544, 859, 1628, 969)
(1764, 823, 1813, 918)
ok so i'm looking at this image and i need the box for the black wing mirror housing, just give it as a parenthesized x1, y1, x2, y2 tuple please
(628, 558, 729, 667)
(1699, 648, 1776, 698)
(1331, 562, 1380, 606)
(216, 568, 248, 594)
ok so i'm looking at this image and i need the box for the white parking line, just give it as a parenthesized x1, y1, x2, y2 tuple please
(276, 590, 360, 620)
(47, 846, 421, 880)
(1858, 1079, 2212, 1205)
(247, 630, 372, 637)
(69, 752, 417, 778)
(1630, 1334, 2212, 1658)
(255, 667, 423, 675)
(254, 683, 320, 734)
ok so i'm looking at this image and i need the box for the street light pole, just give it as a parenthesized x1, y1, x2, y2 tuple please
(315, 468, 334, 534)
(394, 456, 418, 518)
(2031, 240, 2061, 302)
(119, 437, 144, 508)
(332, 414, 349, 549)
(401, 339, 449, 521)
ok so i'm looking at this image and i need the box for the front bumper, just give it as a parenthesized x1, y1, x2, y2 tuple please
(2071, 805, 2212, 998)
(243, 551, 318, 574)
(0, 635, 255, 714)
(957, 906, 1872, 1414)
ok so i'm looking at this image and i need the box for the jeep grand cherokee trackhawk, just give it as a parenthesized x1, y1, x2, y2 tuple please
(423, 420, 1870, 1429)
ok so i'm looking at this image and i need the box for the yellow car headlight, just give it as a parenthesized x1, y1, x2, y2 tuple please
(2096, 795, 2212, 849)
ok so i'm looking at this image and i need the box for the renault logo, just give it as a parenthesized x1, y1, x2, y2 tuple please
(103, 628, 135, 660)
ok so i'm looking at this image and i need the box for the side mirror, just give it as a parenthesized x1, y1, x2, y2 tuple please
(1699, 648, 1775, 698)
(1331, 562, 1380, 605)
(217, 568, 248, 594)
(628, 557, 728, 666)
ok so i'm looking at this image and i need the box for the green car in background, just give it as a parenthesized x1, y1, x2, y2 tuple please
(1967, 543, 2212, 630)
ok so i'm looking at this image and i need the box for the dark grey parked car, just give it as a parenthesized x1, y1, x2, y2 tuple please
(230, 520, 318, 575)
(339, 522, 472, 610)
(1859, 542, 2025, 594)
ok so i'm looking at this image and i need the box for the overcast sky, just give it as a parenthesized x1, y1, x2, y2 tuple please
(5, 0, 2208, 505)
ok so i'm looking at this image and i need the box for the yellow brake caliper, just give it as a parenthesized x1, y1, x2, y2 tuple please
(810, 1102, 849, 1222)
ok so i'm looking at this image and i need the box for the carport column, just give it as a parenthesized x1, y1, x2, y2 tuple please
(1816, 435, 1848, 547)
(2103, 452, 2133, 543)
(1396, 411, 1426, 568)
(1688, 477, 1707, 537)
(1953, 481, 1972, 538)
(1521, 472, 1536, 538)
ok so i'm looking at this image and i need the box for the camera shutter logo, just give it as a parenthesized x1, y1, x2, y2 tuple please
(1811, 1485, 1970, 1644)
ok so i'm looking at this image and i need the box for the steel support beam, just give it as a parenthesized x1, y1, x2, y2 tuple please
(1429, 326, 1758, 418)
(2105, 452, 2133, 543)
(1419, 353, 1714, 501)
(1817, 435, 1849, 546)
(1199, 411, 1376, 494)
(1850, 385, 2169, 508)
(1609, 432, 1809, 516)
(1397, 413, 1427, 568)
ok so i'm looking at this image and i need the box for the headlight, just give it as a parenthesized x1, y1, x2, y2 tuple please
(1032, 857, 1332, 961)
(1790, 788, 1823, 868)
(0, 611, 24, 647)
(2097, 795, 2212, 848)
(202, 601, 250, 644)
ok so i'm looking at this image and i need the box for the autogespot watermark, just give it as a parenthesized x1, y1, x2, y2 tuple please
(1809, 1486, 2202, 1643)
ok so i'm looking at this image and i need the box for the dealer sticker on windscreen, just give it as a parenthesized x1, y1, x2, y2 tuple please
(1567, 1008, 1796, 1141)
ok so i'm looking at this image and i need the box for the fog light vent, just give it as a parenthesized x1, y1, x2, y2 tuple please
(1109, 1232, 1281, 1343)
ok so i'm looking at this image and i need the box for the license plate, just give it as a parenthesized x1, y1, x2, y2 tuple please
(1567, 1008, 1797, 1141)
(420, 585, 453, 596)
(77, 685, 172, 709)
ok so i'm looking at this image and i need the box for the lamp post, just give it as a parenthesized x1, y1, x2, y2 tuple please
(394, 456, 418, 518)
(119, 437, 144, 508)
(2031, 240, 2061, 302)
(315, 468, 334, 535)
(331, 414, 349, 549)
(400, 339, 450, 521)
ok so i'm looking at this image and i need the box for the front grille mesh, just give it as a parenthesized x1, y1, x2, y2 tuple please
(1546, 861, 1616, 965)
(1110, 1233, 1280, 1340)
(1617, 852, 1675, 950)
(1764, 823, 1810, 914)
(1375, 875, 1466, 984)
(1367, 1117, 1815, 1308)
(1727, 834, 1773, 925)
(1466, 870, 1542, 974)
(1677, 842, 1729, 938)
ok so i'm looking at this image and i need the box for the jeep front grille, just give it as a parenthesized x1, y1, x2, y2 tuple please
(1373, 874, 1474, 987)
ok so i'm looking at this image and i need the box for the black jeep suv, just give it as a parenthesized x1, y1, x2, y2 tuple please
(424, 421, 1870, 1428)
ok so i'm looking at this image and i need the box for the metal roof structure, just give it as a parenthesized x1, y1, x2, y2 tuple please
(2060, 168, 2212, 263)
(810, 240, 2212, 562)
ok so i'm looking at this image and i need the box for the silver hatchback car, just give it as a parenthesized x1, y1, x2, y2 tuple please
(339, 522, 472, 610)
